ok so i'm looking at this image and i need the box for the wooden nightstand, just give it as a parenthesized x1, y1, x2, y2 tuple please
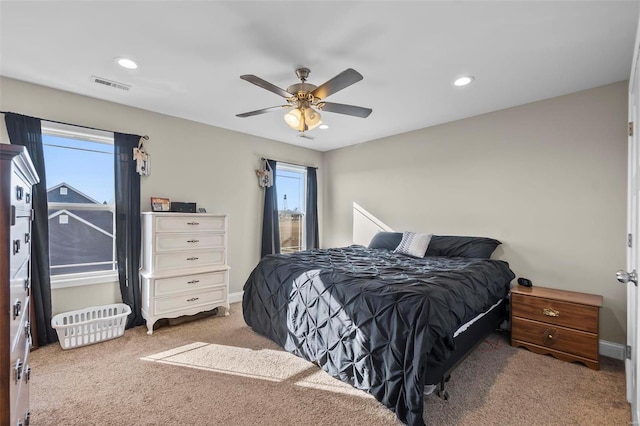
(510, 285, 603, 370)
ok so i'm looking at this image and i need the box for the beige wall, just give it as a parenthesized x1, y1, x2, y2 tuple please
(0, 77, 323, 314)
(323, 81, 629, 344)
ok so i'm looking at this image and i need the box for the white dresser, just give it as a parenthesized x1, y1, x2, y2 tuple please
(1, 145, 38, 426)
(140, 212, 230, 335)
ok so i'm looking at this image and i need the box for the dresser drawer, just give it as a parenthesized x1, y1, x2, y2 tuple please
(155, 216, 225, 233)
(155, 270, 228, 296)
(10, 218, 30, 279)
(10, 258, 29, 306)
(10, 296, 29, 354)
(154, 249, 225, 271)
(154, 233, 225, 252)
(511, 293, 599, 333)
(154, 287, 228, 315)
(10, 333, 31, 426)
(11, 171, 33, 214)
(512, 316, 598, 360)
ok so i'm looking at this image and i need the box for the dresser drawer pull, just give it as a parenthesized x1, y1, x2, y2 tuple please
(187, 257, 199, 261)
(187, 239, 200, 243)
(24, 232, 30, 243)
(13, 239, 20, 255)
(13, 300, 22, 320)
(24, 278, 29, 294)
(542, 307, 560, 317)
(16, 185, 23, 200)
(24, 410, 31, 426)
(24, 365, 31, 383)
(14, 359, 23, 383)
(187, 222, 200, 225)
(186, 297, 200, 302)
(25, 321, 32, 347)
(543, 328, 558, 345)
(187, 280, 200, 284)
(25, 193, 31, 204)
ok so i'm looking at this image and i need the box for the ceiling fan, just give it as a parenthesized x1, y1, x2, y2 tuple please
(236, 67, 372, 134)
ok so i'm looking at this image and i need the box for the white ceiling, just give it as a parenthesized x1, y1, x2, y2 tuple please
(1, 1, 638, 152)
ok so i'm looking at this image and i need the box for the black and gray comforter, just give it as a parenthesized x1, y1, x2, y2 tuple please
(242, 245, 515, 426)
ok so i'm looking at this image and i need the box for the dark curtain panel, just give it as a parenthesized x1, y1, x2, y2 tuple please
(261, 159, 280, 258)
(114, 133, 144, 328)
(305, 167, 319, 250)
(5, 112, 58, 346)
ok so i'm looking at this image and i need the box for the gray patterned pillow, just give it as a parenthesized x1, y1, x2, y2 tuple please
(393, 232, 433, 258)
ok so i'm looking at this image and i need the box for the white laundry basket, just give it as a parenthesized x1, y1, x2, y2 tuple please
(51, 303, 131, 350)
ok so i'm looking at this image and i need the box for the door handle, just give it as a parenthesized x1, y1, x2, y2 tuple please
(617, 269, 638, 286)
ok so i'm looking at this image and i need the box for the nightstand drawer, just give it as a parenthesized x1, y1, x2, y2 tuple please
(511, 293, 598, 333)
(512, 316, 598, 360)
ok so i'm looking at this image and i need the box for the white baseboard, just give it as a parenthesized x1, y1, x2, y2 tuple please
(228, 291, 243, 304)
(600, 339, 625, 360)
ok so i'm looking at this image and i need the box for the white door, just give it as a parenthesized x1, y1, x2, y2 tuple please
(621, 21, 640, 423)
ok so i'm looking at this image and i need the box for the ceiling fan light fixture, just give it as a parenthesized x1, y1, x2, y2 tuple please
(304, 108, 322, 130)
(284, 108, 302, 128)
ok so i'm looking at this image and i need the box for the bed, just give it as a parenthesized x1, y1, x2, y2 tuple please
(242, 233, 515, 426)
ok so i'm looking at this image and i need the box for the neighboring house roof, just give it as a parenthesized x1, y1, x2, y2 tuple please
(47, 182, 102, 204)
(48, 210, 113, 238)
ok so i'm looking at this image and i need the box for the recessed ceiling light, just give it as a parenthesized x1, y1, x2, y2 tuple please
(116, 57, 138, 70)
(454, 76, 474, 87)
(319, 124, 329, 130)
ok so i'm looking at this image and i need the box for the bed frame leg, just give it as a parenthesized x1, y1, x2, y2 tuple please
(436, 375, 451, 400)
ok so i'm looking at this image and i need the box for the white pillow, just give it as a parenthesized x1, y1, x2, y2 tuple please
(393, 232, 433, 258)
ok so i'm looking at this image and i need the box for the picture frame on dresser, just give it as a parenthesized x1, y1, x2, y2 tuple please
(150, 197, 170, 212)
(139, 212, 230, 334)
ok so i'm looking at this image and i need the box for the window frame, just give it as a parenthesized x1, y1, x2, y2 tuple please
(41, 121, 118, 289)
(276, 162, 307, 253)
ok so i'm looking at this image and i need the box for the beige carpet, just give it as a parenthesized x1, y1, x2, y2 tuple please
(31, 303, 629, 425)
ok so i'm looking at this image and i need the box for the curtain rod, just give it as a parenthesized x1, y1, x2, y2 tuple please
(0, 111, 149, 140)
(261, 157, 318, 170)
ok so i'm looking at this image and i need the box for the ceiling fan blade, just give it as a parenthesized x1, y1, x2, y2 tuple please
(311, 68, 364, 100)
(236, 105, 289, 118)
(240, 75, 291, 98)
(319, 102, 372, 118)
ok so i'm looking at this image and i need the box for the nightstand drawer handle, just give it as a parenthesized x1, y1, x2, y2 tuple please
(187, 280, 200, 284)
(186, 257, 199, 261)
(542, 307, 560, 317)
(187, 239, 199, 243)
(187, 222, 199, 225)
(186, 297, 199, 302)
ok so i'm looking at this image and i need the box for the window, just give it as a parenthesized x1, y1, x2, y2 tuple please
(41, 121, 116, 287)
(276, 163, 306, 253)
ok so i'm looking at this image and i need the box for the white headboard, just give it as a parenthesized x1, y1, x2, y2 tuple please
(352, 202, 394, 246)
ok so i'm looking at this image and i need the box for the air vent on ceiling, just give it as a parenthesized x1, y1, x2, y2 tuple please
(90, 75, 131, 91)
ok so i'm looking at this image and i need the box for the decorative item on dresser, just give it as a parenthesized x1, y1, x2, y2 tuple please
(140, 212, 230, 335)
(511, 285, 603, 369)
(0, 145, 39, 426)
